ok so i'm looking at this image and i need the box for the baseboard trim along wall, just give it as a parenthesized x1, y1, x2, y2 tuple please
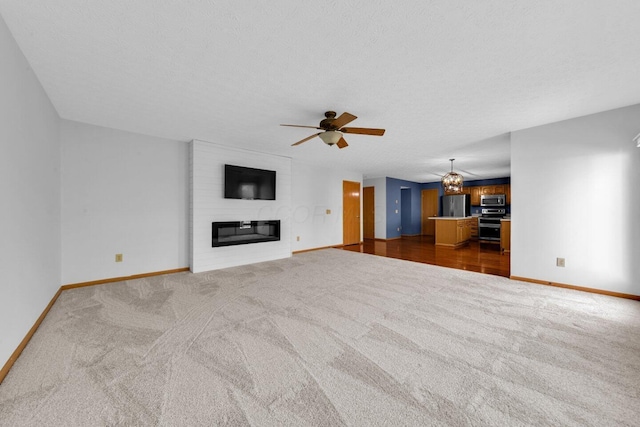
(61, 267, 190, 291)
(293, 242, 367, 255)
(0, 288, 63, 385)
(292, 245, 343, 255)
(510, 276, 640, 301)
(0, 267, 190, 385)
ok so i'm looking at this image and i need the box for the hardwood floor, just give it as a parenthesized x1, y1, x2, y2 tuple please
(342, 235, 510, 277)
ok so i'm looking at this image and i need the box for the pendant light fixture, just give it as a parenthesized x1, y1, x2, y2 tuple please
(318, 130, 343, 146)
(441, 158, 464, 194)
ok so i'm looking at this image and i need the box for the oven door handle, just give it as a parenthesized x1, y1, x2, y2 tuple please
(478, 223, 501, 228)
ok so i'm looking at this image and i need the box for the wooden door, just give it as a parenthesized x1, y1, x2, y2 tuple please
(343, 181, 361, 246)
(421, 189, 439, 236)
(363, 186, 375, 239)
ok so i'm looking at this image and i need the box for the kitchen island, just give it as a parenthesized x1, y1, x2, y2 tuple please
(428, 216, 475, 248)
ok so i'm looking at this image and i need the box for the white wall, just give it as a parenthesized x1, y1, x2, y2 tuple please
(511, 104, 640, 296)
(363, 177, 387, 239)
(61, 120, 189, 284)
(191, 140, 292, 272)
(291, 161, 362, 252)
(0, 16, 61, 366)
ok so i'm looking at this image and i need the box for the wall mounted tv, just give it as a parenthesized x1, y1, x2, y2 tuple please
(224, 164, 276, 200)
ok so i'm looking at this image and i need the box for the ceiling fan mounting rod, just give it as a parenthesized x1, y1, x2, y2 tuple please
(320, 111, 338, 130)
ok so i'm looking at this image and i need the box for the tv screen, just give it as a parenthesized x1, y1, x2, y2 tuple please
(224, 164, 276, 200)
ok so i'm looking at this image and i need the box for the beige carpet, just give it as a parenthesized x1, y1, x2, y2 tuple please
(1, 249, 639, 426)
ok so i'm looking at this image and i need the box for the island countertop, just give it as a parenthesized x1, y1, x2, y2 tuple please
(428, 216, 475, 220)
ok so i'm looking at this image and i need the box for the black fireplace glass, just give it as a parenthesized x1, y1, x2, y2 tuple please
(212, 220, 280, 247)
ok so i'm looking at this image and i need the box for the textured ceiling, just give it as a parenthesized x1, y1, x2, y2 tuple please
(2, 1, 640, 182)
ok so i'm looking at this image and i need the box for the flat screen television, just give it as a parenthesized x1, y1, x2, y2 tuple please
(224, 164, 276, 200)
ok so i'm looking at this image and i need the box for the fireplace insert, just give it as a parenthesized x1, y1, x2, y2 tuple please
(212, 220, 280, 247)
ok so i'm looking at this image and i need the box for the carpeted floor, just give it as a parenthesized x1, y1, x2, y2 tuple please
(1, 249, 639, 426)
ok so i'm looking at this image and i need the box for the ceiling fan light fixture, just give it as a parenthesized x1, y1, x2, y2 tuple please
(319, 130, 343, 146)
(442, 158, 464, 194)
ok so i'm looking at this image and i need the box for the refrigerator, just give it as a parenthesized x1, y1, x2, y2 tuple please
(442, 194, 471, 217)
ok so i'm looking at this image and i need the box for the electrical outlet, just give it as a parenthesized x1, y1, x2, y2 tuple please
(296, 236, 300, 241)
(115, 253, 123, 262)
(556, 257, 565, 267)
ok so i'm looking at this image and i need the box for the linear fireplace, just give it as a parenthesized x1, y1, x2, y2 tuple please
(212, 220, 280, 247)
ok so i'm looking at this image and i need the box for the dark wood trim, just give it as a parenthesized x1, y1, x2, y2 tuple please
(293, 241, 365, 255)
(0, 288, 63, 385)
(293, 245, 344, 254)
(510, 276, 640, 301)
(61, 267, 190, 290)
(371, 237, 402, 241)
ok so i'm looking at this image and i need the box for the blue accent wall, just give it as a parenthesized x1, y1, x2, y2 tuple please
(464, 177, 511, 187)
(401, 188, 412, 234)
(386, 177, 423, 238)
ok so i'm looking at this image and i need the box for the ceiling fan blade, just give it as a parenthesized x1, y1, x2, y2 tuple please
(280, 124, 322, 129)
(291, 132, 321, 146)
(331, 112, 357, 129)
(341, 127, 386, 136)
(336, 137, 349, 149)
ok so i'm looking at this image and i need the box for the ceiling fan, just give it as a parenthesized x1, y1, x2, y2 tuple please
(281, 111, 385, 149)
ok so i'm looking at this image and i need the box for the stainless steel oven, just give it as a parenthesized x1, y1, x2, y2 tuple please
(480, 194, 506, 207)
(478, 208, 505, 242)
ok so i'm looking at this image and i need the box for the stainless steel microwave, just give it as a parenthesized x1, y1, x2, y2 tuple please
(480, 194, 506, 207)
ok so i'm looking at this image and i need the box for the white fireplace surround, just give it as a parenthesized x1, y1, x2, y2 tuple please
(190, 140, 292, 272)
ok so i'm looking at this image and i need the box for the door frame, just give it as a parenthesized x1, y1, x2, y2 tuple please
(363, 186, 375, 239)
(343, 180, 361, 246)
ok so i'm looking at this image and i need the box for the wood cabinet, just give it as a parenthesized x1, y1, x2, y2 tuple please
(471, 187, 482, 205)
(492, 184, 506, 194)
(456, 221, 464, 243)
(434, 218, 472, 248)
(480, 184, 506, 195)
(468, 184, 510, 205)
(469, 217, 478, 239)
(500, 220, 511, 253)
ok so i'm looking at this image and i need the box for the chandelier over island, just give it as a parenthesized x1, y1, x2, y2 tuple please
(441, 158, 464, 194)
